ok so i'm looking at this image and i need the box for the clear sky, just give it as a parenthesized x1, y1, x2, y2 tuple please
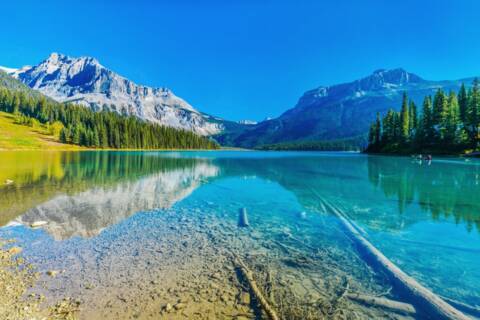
(1, 0, 480, 121)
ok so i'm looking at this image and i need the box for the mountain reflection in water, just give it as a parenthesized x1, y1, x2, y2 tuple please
(1, 152, 480, 239)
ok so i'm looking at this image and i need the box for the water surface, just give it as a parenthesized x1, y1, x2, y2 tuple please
(1, 151, 479, 319)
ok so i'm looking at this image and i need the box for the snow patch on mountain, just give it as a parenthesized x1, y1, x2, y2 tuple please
(11, 53, 223, 135)
(238, 120, 257, 125)
(0, 66, 17, 74)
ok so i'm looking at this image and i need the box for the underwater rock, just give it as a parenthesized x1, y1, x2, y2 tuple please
(239, 292, 250, 305)
(7, 247, 22, 255)
(46, 270, 59, 277)
(163, 303, 173, 312)
(174, 302, 186, 310)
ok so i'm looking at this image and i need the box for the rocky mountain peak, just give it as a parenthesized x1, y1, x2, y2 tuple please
(10, 53, 223, 135)
(362, 68, 424, 87)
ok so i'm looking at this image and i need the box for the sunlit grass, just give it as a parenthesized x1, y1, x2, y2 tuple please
(0, 111, 82, 151)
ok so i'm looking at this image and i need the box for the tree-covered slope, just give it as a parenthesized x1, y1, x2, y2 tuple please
(0, 71, 219, 150)
(366, 81, 480, 154)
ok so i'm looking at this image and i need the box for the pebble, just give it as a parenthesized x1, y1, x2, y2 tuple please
(84, 283, 94, 289)
(47, 270, 59, 277)
(174, 302, 186, 310)
(8, 247, 22, 255)
(164, 303, 173, 312)
(211, 272, 222, 280)
(239, 292, 250, 305)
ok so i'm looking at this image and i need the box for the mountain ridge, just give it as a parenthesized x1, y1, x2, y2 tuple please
(215, 68, 477, 148)
(4, 53, 223, 135)
(3, 55, 478, 149)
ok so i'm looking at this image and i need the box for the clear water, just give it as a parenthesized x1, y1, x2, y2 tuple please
(0, 151, 479, 319)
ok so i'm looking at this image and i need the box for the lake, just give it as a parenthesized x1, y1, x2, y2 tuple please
(0, 151, 479, 319)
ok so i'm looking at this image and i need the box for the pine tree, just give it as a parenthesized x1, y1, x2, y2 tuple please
(466, 78, 480, 148)
(433, 89, 448, 126)
(420, 96, 435, 145)
(458, 83, 468, 123)
(400, 92, 410, 142)
(408, 101, 417, 136)
(59, 128, 69, 143)
(368, 123, 376, 147)
(375, 113, 381, 148)
(444, 92, 460, 146)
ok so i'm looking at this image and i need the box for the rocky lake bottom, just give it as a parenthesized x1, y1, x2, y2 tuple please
(0, 151, 479, 319)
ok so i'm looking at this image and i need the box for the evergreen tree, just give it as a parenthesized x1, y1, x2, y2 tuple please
(432, 89, 448, 126)
(420, 96, 435, 145)
(59, 128, 69, 143)
(375, 113, 381, 148)
(443, 92, 460, 146)
(458, 83, 468, 123)
(408, 101, 417, 135)
(368, 123, 376, 147)
(400, 92, 410, 142)
(466, 78, 480, 148)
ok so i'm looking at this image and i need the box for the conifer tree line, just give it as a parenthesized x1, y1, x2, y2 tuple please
(0, 86, 219, 149)
(366, 79, 480, 154)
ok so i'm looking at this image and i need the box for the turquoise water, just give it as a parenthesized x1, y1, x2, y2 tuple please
(0, 151, 479, 319)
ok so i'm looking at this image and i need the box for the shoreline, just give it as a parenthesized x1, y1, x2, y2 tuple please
(0, 147, 228, 152)
(0, 237, 79, 319)
(362, 151, 478, 158)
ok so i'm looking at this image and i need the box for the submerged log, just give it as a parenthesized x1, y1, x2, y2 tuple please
(321, 200, 470, 320)
(233, 253, 279, 320)
(238, 207, 250, 227)
(346, 293, 416, 315)
(440, 296, 480, 318)
(30, 221, 48, 228)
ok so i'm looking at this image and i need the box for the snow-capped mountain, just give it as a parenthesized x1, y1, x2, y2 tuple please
(215, 68, 473, 147)
(7, 53, 222, 135)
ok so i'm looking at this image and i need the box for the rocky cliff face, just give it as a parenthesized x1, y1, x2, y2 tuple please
(10, 53, 222, 135)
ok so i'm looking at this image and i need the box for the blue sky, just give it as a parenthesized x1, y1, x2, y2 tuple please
(1, 0, 480, 121)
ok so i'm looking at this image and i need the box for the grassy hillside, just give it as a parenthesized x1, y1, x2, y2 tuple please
(0, 111, 82, 150)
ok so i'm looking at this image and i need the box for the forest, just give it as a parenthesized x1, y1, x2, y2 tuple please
(257, 135, 366, 151)
(0, 85, 219, 150)
(366, 79, 480, 154)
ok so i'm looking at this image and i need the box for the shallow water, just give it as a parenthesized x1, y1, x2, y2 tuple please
(0, 151, 479, 319)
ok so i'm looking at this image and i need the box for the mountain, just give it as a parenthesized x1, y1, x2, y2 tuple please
(4, 53, 223, 135)
(215, 68, 474, 148)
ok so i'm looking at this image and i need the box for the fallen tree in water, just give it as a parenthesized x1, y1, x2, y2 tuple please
(232, 252, 280, 320)
(320, 199, 471, 320)
(346, 292, 416, 315)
